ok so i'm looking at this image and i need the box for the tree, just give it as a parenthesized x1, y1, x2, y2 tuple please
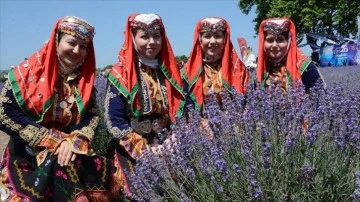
(176, 55, 188, 63)
(102, 64, 113, 71)
(238, 0, 360, 49)
(0, 71, 8, 82)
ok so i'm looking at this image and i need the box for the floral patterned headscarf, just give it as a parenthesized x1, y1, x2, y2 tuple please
(182, 17, 249, 110)
(108, 13, 185, 122)
(8, 16, 96, 122)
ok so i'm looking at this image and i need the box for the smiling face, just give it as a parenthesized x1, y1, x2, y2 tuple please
(264, 32, 289, 61)
(133, 28, 162, 60)
(57, 34, 88, 68)
(200, 30, 225, 57)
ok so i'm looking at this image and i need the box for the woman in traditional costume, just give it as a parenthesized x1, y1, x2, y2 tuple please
(181, 17, 249, 135)
(181, 17, 249, 111)
(0, 16, 114, 202)
(256, 18, 325, 92)
(105, 13, 185, 196)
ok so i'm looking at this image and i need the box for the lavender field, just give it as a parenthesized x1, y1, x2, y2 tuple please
(319, 65, 360, 88)
(124, 65, 360, 201)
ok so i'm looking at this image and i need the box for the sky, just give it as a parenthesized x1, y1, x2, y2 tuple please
(0, 0, 311, 70)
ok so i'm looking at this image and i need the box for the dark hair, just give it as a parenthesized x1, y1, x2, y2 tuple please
(200, 30, 226, 37)
(57, 31, 63, 43)
(56, 31, 91, 51)
(131, 28, 140, 36)
(282, 31, 290, 40)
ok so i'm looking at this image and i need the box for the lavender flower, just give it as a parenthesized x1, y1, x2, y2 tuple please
(351, 170, 360, 201)
(94, 75, 108, 110)
(301, 162, 314, 189)
(125, 66, 360, 201)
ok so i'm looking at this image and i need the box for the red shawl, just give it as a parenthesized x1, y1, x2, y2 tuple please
(256, 18, 308, 84)
(108, 13, 185, 122)
(9, 17, 96, 122)
(182, 17, 249, 110)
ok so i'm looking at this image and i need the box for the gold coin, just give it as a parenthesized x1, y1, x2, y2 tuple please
(67, 95, 75, 103)
(60, 101, 67, 109)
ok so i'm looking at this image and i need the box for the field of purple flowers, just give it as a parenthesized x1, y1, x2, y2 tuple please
(117, 65, 359, 201)
(319, 65, 360, 89)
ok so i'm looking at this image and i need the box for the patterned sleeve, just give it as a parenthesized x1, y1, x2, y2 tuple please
(0, 80, 96, 156)
(0, 80, 49, 148)
(104, 84, 147, 159)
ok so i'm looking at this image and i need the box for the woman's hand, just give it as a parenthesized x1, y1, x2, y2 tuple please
(54, 141, 76, 167)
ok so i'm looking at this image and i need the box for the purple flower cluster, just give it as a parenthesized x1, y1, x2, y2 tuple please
(94, 74, 108, 108)
(125, 74, 360, 201)
(301, 162, 314, 189)
(351, 170, 360, 201)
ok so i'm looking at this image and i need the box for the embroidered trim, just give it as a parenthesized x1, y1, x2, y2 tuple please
(104, 85, 133, 139)
(72, 114, 99, 142)
(200, 18, 226, 33)
(136, 63, 152, 114)
(58, 16, 95, 43)
(0, 81, 22, 132)
(299, 59, 311, 74)
(130, 15, 163, 34)
(263, 20, 290, 35)
(181, 66, 203, 110)
(74, 86, 86, 119)
(14, 160, 45, 200)
(159, 63, 185, 117)
(107, 74, 141, 117)
(19, 125, 48, 147)
(155, 70, 169, 111)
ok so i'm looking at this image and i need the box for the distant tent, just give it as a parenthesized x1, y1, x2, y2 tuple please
(306, 33, 338, 45)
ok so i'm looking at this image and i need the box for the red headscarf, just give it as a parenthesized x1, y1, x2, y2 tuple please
(8, 16, 96, 122)
(108, 13, 185, 122)
(256, 18, 308, 84)
(182, 17, 249, 110)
